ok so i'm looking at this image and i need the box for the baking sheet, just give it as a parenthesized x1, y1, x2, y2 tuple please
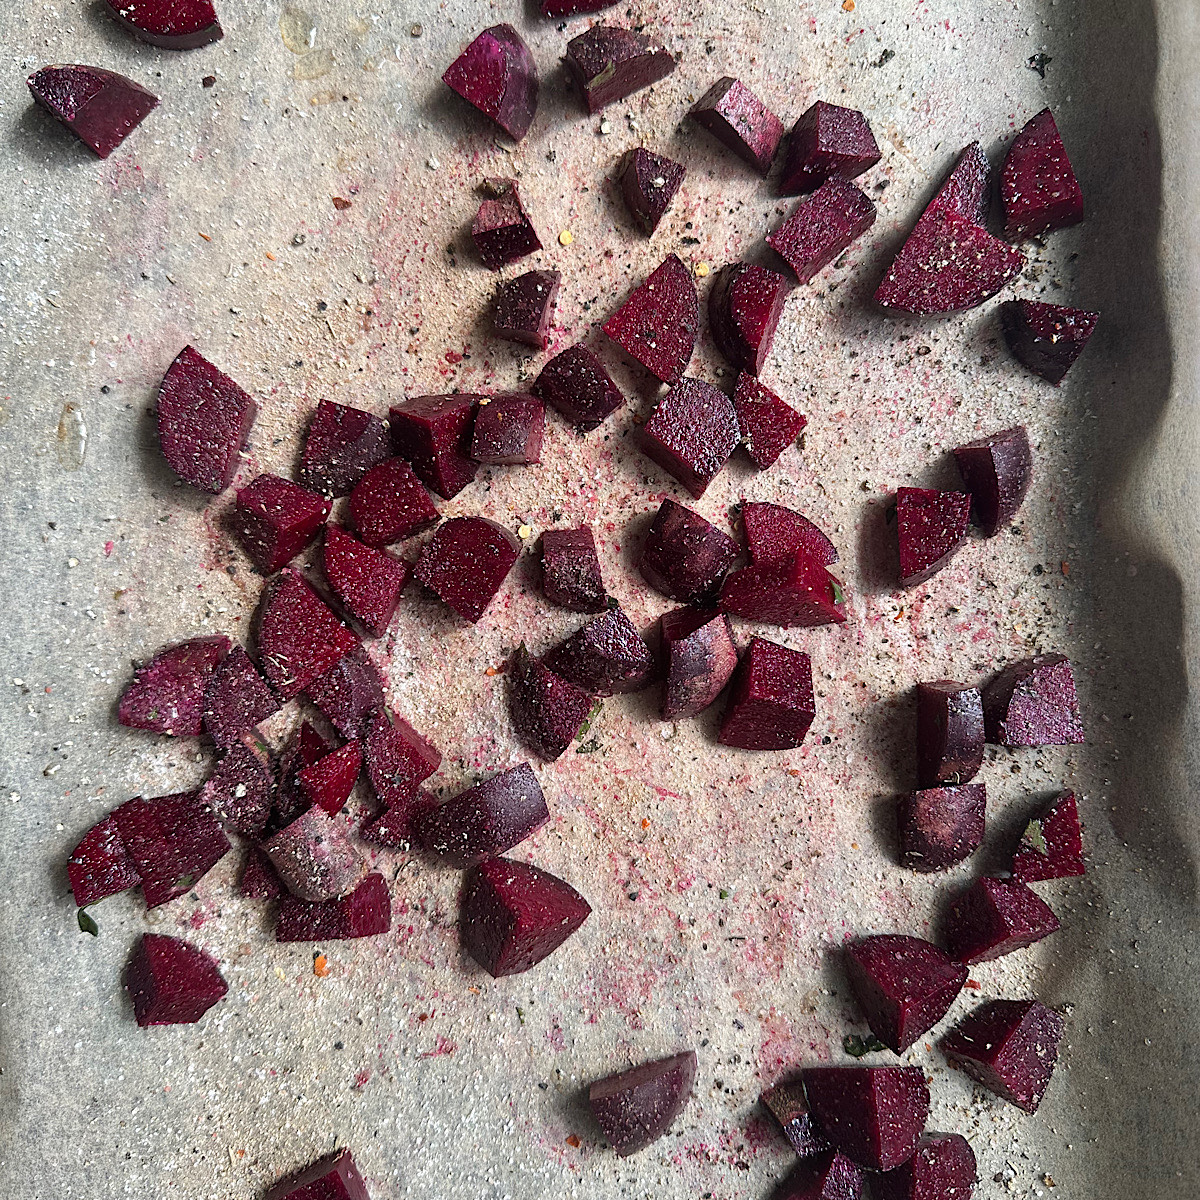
(1, 0, 1197, 1196)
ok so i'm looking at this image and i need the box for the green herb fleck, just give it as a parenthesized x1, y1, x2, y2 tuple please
(516, 1006, 526, 1026)
(843, 1033, 887, 1058)
(575, 737, 602, 754)
(77, 908, 99, 937)
(875, 48, 895, 67)
(718, 888, 730, 900)
(1022, 818, 1049, 856)
(575, 699, 603, 741)
(831, 580, 846, 606)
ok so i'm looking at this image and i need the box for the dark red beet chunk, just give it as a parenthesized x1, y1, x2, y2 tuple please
(762, 1081, 829, 1157)
(265, 807, 364, 901)
(540, 527, 607, 613)
(232, 474, 330, 573)
(1001, 109, 1083, 239)
(103, 0, 222, 49)
(778, 1151, 864, 1200)
(127, 933, 227, 1027)
(277, 871, 391, 942)
(543, 608, 654, 695)
(414, 516, 520, 623)
(896, 488, 971, 587)
(348, 457, 439, 547)
(323, 526, 410, 638)
(942, 999, 1063, 1113)
(779, 100, 881, 195)
(873, 1133, 978, 1200)
(897, 784, 986, 873)
(619, 148, 686, 235)
(565, 26, 676, 114)
(364, 709, 442, 817)
(263, 1149, 371, 1200)
(952, 425, 1031, 537)
(389, 394, 480, 499)
(917, 680, 984, 787)
(27, 65, 158, 158)
(926, 143, 992, 225)
(801, 1067, 930, 1172)
(1002, 300, 1098, 386)
(709, 263, 790, 377)
(589, 1050, 697, 1156)
(306, 645, 387, 738)
(472, 178, 542, 270)
(641, 377, 740, 498)
(533, 343, 626, 429)
(297, 741, 362, 816)
(68, 814, 141, 908)
(157, 345, 255, 493)
(470, 395, 545, 465)
(507, 645, 594, 760)
(603, 254, 698, 384)
(240, 846, 282, 900)
(201, 737, 274, 838)
(442, 24, 538, 141)
(982, 654, 1083, 746)
(768, 177, 876, 283)
(203, 646, 280, 749)
(360, 792, 436, 849)
(119, 635, 230, 737)
(742, 501, 837, 567)
(733, 374, 806, 469)
(298, 399, 390, 498)
(273, 721, 337, 829)
(718, 637, 815, 750)
(719, 556, 847, 628)
(495, 269, 560, 349)
(660, 608, 738, 719)
(690, 77, 783, 175)
(540, 0, 617, 13)
(944, 876, 1060, 964)
(639, 499, 740, 605)
(1011, 791, 1085, 883)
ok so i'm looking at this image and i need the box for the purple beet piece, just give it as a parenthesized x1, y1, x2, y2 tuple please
(414, 516, 520, 623)
(778, 1151, 864, 1200)
(845, 935, 968, 1054)
(981, 654, 1083, 746)
(1002, 300, 1098, 386)
(240, 846, 282, 900)
(638, 499, 740, 605)
(801, 1067, 930, 1172)
(603, 254, 698, 384)
(742, 501, 837, 567)
(917, 680, 984, 787)
(27, 65, 158, 158)
(156, 345, 256, 494)
(507, 644, 594, 760)
(944, 876, 1060, 964)
(306, 645, 387, 739)
(718, 637, 815, 750)
(495, 269, 560, 349)
(952, 425, 1032, 537)
(589, 1050, 697, 1156)
(472, 178, 542, 270)
(470, 395, 545, 465)
(873, 1133, 978, 1200)
(719, 556, 847, 628)
(360, 792, 436, 849)
(1001, 109, 1083, 239)
(277, 871, 391, 942)
(660, 607, 738, 719)
(255, 569, 358, 700)
(298, 398, 390, 498)
(533, 343, 625, 429)
(779, 100, 881, 195)
(543, 608, 654, 695)
(462, 856, 591, 976)
(102, 0, 223, 49)
(68, 814, 141, 908)
(323, 525, 410, 638)
(767, 177, 877, 283)
(761, 1081, 829, 1157)
(897, 784, 986, 873)
(348, 457, 439, 547)
(926, 143, 992, 225)
(733, 374, 806, 469)
(273, 721, 337, 828)
(1011, 791, 1085, 883)
(641, 377, 740, 498)
(896, 488, 971, 587)
(265, 807, 365, 902)
(201, 737, 275, 838)
(942, 999, 1063, 1113)
(619, 148, 686, 235)
(540, 0, 617, 13)
(875, 209, 1024, 315)
(232, 474, 331, 573)
(442, 24, 538, 141)
(297, 741, 362, 817)
(203, 646, 280, 749)
(263, 1149, 371, 1200)
(565, 26, 676, 114)
(389, 394, 480, 499)
(364, 709, 442, 819)
(118, 635, 230, 737)
(709, 263, 790, 377)
(540, 527, 607, 613)
(690, 77, 783, 175)
(127, 933, 227, 1027)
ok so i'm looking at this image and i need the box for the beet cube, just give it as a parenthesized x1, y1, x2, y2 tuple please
(981, 654, 1083, 746)
(690, 77, 783, 175)
(495, 269, 560, 349)
(926, 143, 992, 225)
(540, 527, 607, 613)
(638, 499, 740, 604)
(540, 0, 617, 13)
(1001, 109, 1082, 239)
(389, 394, 480, 499)
(156, 345, 256, 494)
(779, 101, 881, 195)
(298, 399, 390, 498)
(263, 1149, 371, 1200)
(603, 254, 698, 384)
(589, 1050, 697, 1156)
(360, 792, 436, 849)
(1002, 300, 1098, 386)
(778, 1151, 864, 1200)
(709, 263, 790, 377)
(742, 501, 837, 567)
(27, 65, 158, 158)
(1011, 791, 1085, 883)
(565, 26, 676, 114)
(619, 148, 686, 235)
(127, 933, 227, 1028)
(277, 871, 391, 943)
(873, 1132, 978, 1200)
(240, 846, 282, 900)
(897, 784, 985, 873)
(896, 488, 971, 587)
(364, 709, 442, 817)
(944, 876, 1060, 964)
(543, 607, 654, 695)
(761, 1081, 829, 1157)
(202, 737, 275, 838)
(298, 741, 362, 817)
(660, 608, 738, 719)
(306, 645, 387, 738)
(952, 424, 1032, 537)
(203, 646, 280, 749)
(102, 0, 223, 49)
(68, 814, 141, 908)
(533, 343, 625, 429)
(414, 516, 520, 623)
(232, 474, 331, 573)
(265, 807, 365, 902)
(442, 24, 538, 141)
(641, 377, 740, 498)
(507, 644, 595, 760)
(323, 526, 410, 638)
(470, 395, 545, 465)
(348, 457, 439, 548)
(718, 637, 815, 750)
(767, 177, 877, 283)
(719, 556, 847, 628)
(462, 856, 591, 976)
(917, 680, 984, 787)
(118, 635, 230, 737)
(472, 178, 542, 270)
(275, 721, 337, 824)
(733, 374, 806, 469)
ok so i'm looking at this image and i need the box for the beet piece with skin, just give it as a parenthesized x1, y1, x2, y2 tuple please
(690, 77, 783, 175)
(926, 143, 992, 225)
(472, 178, 542, 269)
(952, 425, 1032, 537)
(896, 488, 971, 587)
(619, 148, 686, 235)
(1011, 791, 1085, 883)
(917, 680, 984, 787)
(778, 1152, 864, 1200)
(27, 65, 158, 158)
(603, 254, 698, 384)
(660, 608, 738, 719)
(1001, 109, 1083, 239)
(68, 815, 141, 908)
(873, 1133, 978, 1200)
(298, 398, 390, 498)
(414, 516, 520, 623)
(442, 24, 538, 140)
(495, 270, 560, 349)
(709, 263, 791, 377)
(543, 608, 654, 695)
(944, 876, 1060, 964)
(118, 635, 230, 737)
(201, 737, 275, 838)
(265, 807, 365, 902)
(718, 637, 815, 750)
(297, 741, 362, 816)
(540, 527, 607, 613)
(103, 0, 223, 49)
(322, 526, 410, 638)
(768, 177, 877, 283)
(779, 100, 881, 195)
(127, 933, 227, 1027)
(742, 501, 838, 567)
(240, 846, 282, 900)
(897, 784, 986, 873)
(540, 0, 617, 13)
(639, 499, 740, 605)
(1002, 300, 1098, 385)
(389, 394, 480, 499)
(202, 646, 280, 749)
(470, 395, 545, 465)
(641, 377, 740, 498)
(232, 474, 331, 573)
(364, 708, 442, 817)
(589, 1051, 697, 1156)
(719, 555, 847, 628)
(348, 457, 439, 547)
(733, 374, 807, 469)
(306, 645, 386, 739)
(263, 1149, 371, 1200)
(507, 645, 595, 760)
(277, 871, 391, 943)
(533, 343, 626, 429)
(565, 26, 676, 114)
(762, 1081, 829, 1157)
(982, 654, 1083, 746)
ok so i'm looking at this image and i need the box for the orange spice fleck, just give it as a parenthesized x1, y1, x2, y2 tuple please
(265, 251, 277, 261)
(468, 986, 481, 995)
(787, 768, 801, 778)
(842, 0, 855, 9)
(641, 818, 650, 829)
(894, 606, 905, 621)
(1061, 560, 1070, 576)
(313, 954, 329, 977)
(566, 1134, 581, 1148)
(198, 232, 212, 242)
(485, 667, 498, 676)
(850, 842, 859, 850)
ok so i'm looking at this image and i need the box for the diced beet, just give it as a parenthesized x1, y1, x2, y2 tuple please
(801, 1067, 930, 1172)
(660, 608, 738, 719)
(113, 791, 231, 908)
(360, 792, 436, 849)
(944, 876, 1060, 964)
(916, 680, 984, 787)
(925, 143, 992, 225)
(638, 499, 740, 605)
(897, 784, 986, 873)
(762, 1081, 829, 1157)
(27, 65, 158, 158)
(298, 398, 390, 498)
(873, 1133, 978, 1200)
(875, 209, 1024, 315)
(232, 474, 331, 574)
(844, 935, 968, 1054)
(306, 645, 387, 739)
(442, 24, 538, 141)
(472, 178, 542, 270)
(240, 846, 282, 900)
(507, 644, 594, 760)
(689, 77, 783, 175)
(470, 395, 545, 465)
(619, 148, 686, 235)
(263, 1149, 371, 1200)
(767, 177, 877, 283)
(533, 343, 626, 429)
(981, 654, 1083, 746)
(778, 1151, 864, 1200)
(603, 254, 698, 384)
(742, 501, 837, 567)
(1001, 109, 1083, 239)
(709, 263, 790, 377)
(461, 856, 591, 976)
(277, 720, 337, 819)
(896, 488, 971, 588)
(540, 527, 607, 613)
(778, 100, 881, 195)
(589, 1050, 697, 1156)
(952, 425, 1032, 537)
(364, 709, 441, 819)
(127, 934, 227, 1028)
(277, 871, 391, 942)
(543, 608, 654, 695)
(495, 269, 560, 349)
(202, 737, 275, 838)
(68, 814, 141, 908)
(297, 741, 362, 816)
(1011, 791, 1085, 883)
(348, 457, 439, 547)
(255, 569, 358, 700)
(565, 26, 676, 114)
(718, 637, 815, 750)
(102, 0, 222, 49)
(641, 377, 739, 499)
(118, 635, 230, 737)
(203, 646, 280, 749)
(733, 374, 806, 469)
(389, 394, 480, 499)
(413, 516, 520, 623)
(156, 345, 256, 494)
(265, 807, 365, 902)
(323, 526, 410, 638)
(719, 556, 847, 628)
(540, 0, 617, 13)
(1002, 300, 1098, 386)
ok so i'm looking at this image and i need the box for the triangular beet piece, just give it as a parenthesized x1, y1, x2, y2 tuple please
(232, 474, 330, 573)
(202, 737, 275, 838)
(240, 846, 282, 899)
(603, 254, 698, 383)
(102, 0, 223, 49)
(127, 933, 227, 1027)
(305, 645, 387, 739)
(389, 394, 480, 499)
(202, 646, 280, 749)
(719, 554, 847, 627)
(778, 1151, 864, 1200)
(442, 24, 538, 141)
(298, 398, 390, 497)
(543, 608, 654, 696)
(896, 488, 971, 587)
(68, 814, 141, 908)
(276, 872, 391, 942)
(924, 142, 992, 224)
(363, 708, 441, 817)
(588, 1050, 697, 1156)
(263, 1149, 371, 1200)
(742, 501, 837, 567)
(709, 263, 790, 377)
(873, 1132, 977, 1200)
(323, 525, 410, 639)
(981, 653, 1083, 746)
(1011, 791, 1085, 883)
(27, 65, 158, 158)
(733, 375, 807, 470)
(507, 645, 595, 761)
(897, 784, 986, 873)
(619, 148, 685, 235)
(118, 635, 230, 737)
(471, 178, 542, 270)
(414, 516, 520, 623)
(762, 1081, 829, 1157)
(347, 456, 439, 547)
(640, 377, 740, 498)
(1001, 108, 1083, 239)
(1003, 300, 1098, 385)
(639, 498, 740, 605)
(944, 876, 1060, 964)
(297, 741, 362, 816)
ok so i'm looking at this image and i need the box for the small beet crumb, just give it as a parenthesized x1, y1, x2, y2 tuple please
(332, 197, 351, 210)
